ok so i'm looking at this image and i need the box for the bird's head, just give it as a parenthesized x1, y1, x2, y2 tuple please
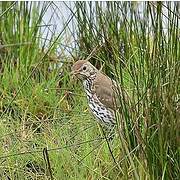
(71, 60, 98, 80)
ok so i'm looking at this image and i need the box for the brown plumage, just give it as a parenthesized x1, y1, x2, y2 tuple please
(92, 71, 117, 110)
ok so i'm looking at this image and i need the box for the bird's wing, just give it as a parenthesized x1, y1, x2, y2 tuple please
(92, 72, 131, 111)
(92, 72, 118, 110)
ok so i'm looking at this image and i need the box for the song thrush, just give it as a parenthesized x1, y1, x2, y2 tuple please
(71, 60, 124, 127)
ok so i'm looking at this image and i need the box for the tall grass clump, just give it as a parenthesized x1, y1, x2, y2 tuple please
(75, 1, 180, 179)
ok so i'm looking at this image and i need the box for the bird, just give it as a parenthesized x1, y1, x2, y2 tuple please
(71, 60, 127, 128)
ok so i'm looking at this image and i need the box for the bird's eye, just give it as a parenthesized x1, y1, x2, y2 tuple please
(82, 66, 87, 71)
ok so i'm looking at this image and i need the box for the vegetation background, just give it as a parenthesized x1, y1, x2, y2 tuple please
(0, 1, 179, 180)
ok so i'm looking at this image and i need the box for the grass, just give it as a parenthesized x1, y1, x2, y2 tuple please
(0, 1, 179, 180)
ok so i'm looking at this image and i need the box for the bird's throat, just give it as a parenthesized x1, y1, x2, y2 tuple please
(83, 79, 93, 99)
(82, 74, 96, 99)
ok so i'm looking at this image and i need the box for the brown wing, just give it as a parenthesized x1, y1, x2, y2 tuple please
(92, 72, 130, 111)
(92, 72, 118, 110)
